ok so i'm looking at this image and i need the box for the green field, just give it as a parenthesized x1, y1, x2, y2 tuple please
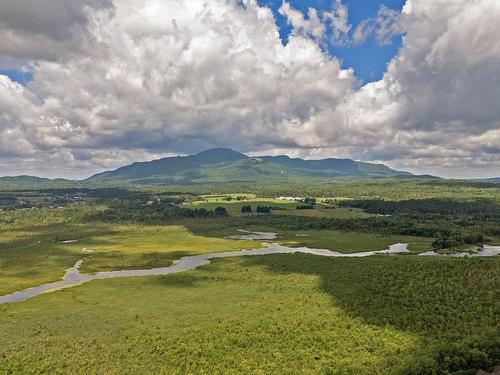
(0, 224, 258, 295)
(187, 199, 297, 215)
(273, 206, 372, 219)
(187, 198, 372, 219)
(103, 178, 500, 201)
(0, 207, 258, 295)
(0, 255, 497, 374)
(275, 230, 433, 253)
(1, 217, 433, 296)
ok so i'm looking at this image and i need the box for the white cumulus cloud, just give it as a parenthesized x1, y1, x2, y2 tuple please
(0, 0, 498, 179)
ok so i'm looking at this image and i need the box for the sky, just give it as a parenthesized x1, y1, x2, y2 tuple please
(260, 0, 405, 82)
(0, 0, 499, 179)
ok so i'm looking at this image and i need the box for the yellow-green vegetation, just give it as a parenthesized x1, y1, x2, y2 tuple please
(197, 193, 257, 201)
(0, 255, 497, 374)
(0, 240, 84, 296)
(0, 206, 102, 294)
(73, 225, 259, 274)
(275, 230, 433, 253)
(0, 180, 499, 374)
(138, 178, 500, 201)
(0, 224, 257, 295)
(187, 198, 373, 219)
(274, 206, 372, 219)
(0, 205, 102, 246)
(187, 198, 297, 215)
(0, 207, 258, 295)
(184, 220, 433, 253)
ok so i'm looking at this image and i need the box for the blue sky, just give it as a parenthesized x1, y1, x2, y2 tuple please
(259, 0, 405, 82)
(0, 69, 33, 86)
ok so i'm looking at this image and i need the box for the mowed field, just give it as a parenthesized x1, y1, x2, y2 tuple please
(186, 196, 372, 219)
(0, 255, 498, 374)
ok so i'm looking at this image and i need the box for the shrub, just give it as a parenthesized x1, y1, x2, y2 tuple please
(296, 204, 315, 210)
(214, 206, 228, 216)
(241, 205, 252, 213)
(256, 206, 271, 214)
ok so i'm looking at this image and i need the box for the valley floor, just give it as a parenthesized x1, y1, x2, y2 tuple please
(0, 183, 499, 374)
(1, 255, 498, 374)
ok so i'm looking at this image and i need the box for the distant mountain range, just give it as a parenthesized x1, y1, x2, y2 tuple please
(0, 148, 454, 187)
(83, 148, 414, 185)
(478, 177, 500, 182)
(5, 148, 499, 187)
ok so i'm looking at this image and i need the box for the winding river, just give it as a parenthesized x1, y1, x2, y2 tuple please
(0, 233, 498, 305)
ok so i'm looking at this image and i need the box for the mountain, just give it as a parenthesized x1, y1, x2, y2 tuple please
(477, 177, 500, 182)
(257, 155, 410, 178)
(0, 175, 76, 189)
(87, 148, 248, 184)
(84, 148, 413, 185)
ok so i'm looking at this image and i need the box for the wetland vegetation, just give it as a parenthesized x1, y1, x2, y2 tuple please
(0, 178, 499, 374)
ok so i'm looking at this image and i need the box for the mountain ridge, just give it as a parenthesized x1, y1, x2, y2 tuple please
(476, 177, 500, 182)
(1, 148, 454, 186)
(83, 148, 414, 184)
(0, 175, 76, 188)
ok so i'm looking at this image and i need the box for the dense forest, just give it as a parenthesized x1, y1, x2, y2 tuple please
(337, 198, 500, 249)
(338, 198, 500, 217)
(87, 200, 495, 250)
(91, 202, 228, 222)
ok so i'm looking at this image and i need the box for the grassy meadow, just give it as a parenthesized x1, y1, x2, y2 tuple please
(0, 255, 498, 374)
(0, 207, 258, 295)
(275, 230, 433, 252)
(186, 196, 373, 219)
(0, 211, 432, 296)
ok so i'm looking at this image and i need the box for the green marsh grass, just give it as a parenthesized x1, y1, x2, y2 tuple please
(0, 255, 497, 374)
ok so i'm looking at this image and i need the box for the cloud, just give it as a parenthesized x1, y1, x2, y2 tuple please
(352, 5, 404, 45)
(335, 0, 500, 177)
(248, 0, 500, 178)
(0, 0, 112, 66)
(0, 0, 355, 177)
(0, 75, 37, 157)
(279, 0, 351, 46)
(0, 0, 499, 179)
(278, 2, 326, 40)
(323, 0, 351, 46)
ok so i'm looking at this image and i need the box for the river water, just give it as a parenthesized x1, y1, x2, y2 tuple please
(418, 244, 500, 257)
(0, 233, 498, 305)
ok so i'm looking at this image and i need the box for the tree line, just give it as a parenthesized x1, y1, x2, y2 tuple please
(338, 198, 500, 217)
(90, 202, 227, 223)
